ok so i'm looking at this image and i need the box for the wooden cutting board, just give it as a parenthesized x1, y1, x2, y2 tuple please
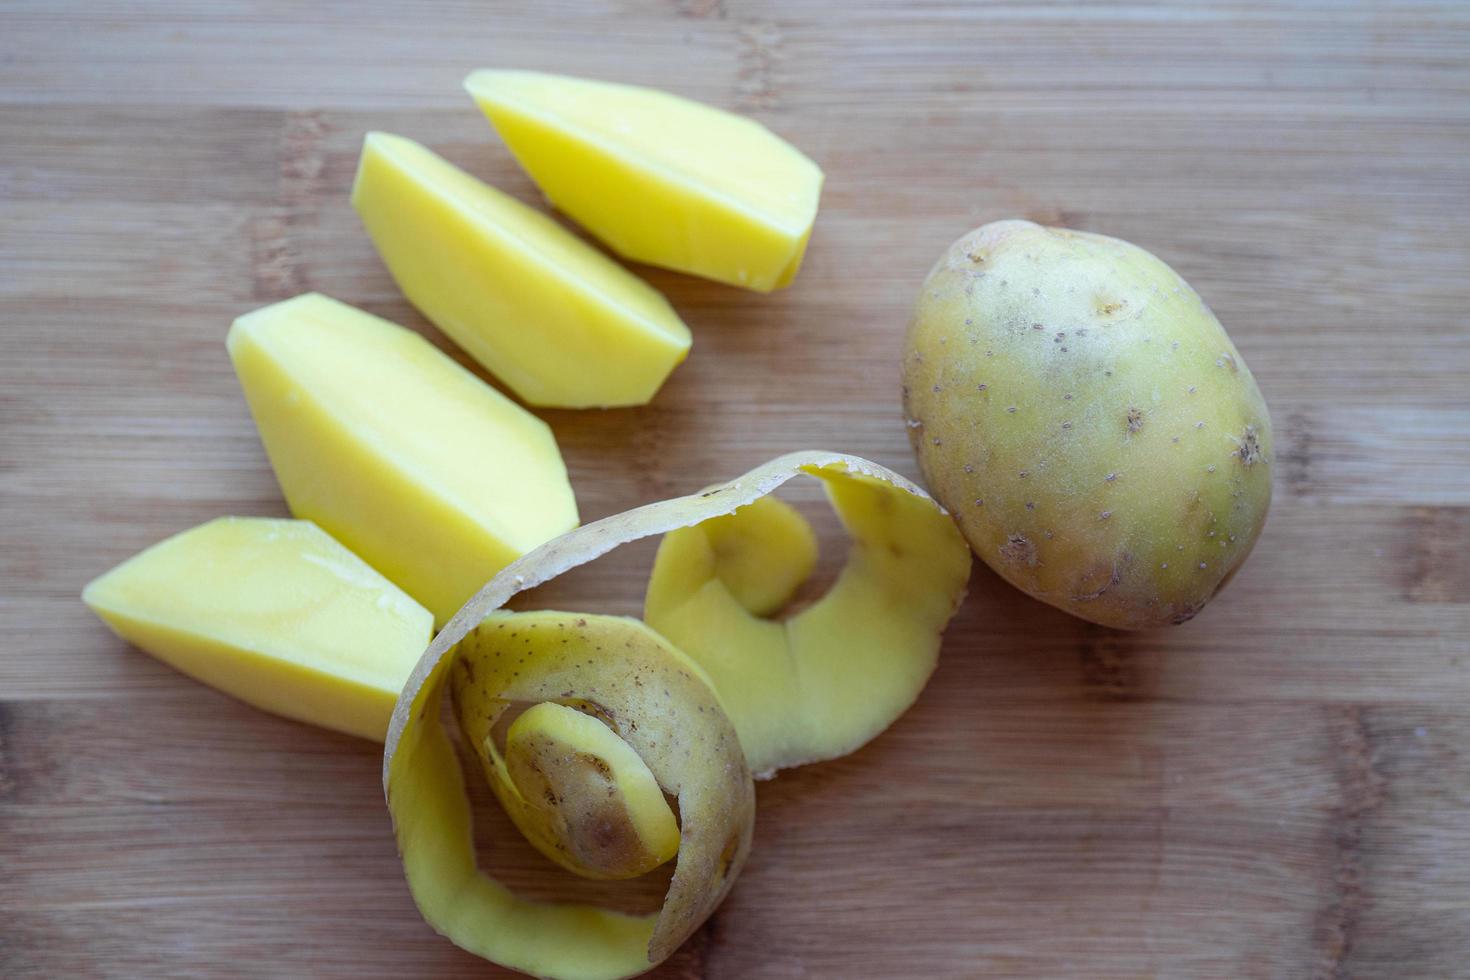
(4, 2, 1468, 976)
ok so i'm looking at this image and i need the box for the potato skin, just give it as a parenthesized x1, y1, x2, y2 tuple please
(902, 220, 1272, 629)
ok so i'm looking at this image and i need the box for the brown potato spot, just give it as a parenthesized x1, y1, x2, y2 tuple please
(1238, 426, 1264, 466)
(1001, 534, 1038, 566)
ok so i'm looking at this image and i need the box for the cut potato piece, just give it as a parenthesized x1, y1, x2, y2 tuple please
(352, 133, 691, 408)
(465, 70, 823, 292)
(384, 452, 965, 978)
(644, 473, 971, 777)
(228, 293, 578, 623)
(82, 517, 431, 741)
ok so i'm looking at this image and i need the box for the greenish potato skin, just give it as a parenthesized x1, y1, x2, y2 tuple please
(902, 220, 1272, 629)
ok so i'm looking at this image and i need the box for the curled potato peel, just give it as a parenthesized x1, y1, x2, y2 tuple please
(487, 697, 681, 880)
(382, 452, 968, 979)
(644, 468, 972, 776)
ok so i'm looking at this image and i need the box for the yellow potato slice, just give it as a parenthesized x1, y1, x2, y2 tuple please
(644, 472, 971, 776)
(384, 452, 967, 978)
(352, 133, 691, 408)
(228, 293, 578, 623)
(83, 517, 431, 741)
(465, 70, 823, 292)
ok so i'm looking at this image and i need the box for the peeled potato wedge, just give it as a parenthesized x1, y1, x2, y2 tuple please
(228, 293, 578, 623)
(83, 517, 431, 741)
(465, 69, 823, 292)
(352, 133, 691, 408)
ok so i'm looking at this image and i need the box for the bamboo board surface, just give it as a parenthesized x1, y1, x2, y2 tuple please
(3, 1, 1469, 977)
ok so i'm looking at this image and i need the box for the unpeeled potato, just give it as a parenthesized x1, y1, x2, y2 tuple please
(903, 220, 1272, 629)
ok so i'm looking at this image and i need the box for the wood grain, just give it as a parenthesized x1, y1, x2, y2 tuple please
(3, 1, 1469, 977)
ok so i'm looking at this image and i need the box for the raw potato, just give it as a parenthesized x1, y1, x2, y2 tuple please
(643, 476, 971, 777)
(352, 133, 691, 408)
(82, 517, 431, 741)
(903, 220, 1273, 629)
(383, 451, 962, 979)
(228, 293, 578, 623)
(465, 70, 823, 292)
